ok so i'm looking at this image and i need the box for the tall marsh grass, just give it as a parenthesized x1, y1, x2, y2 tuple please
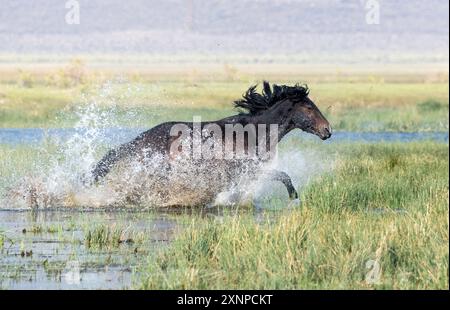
(135, 142, 449, 289)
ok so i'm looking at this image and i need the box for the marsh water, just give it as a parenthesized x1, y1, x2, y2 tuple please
(0, 210, 179, 289)
(0, 206, 268, 290)
(1, 129, 448, 289)
(1, 128, 448, 145)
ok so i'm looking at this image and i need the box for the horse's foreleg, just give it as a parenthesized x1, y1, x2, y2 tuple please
(264, 170, 298, 199)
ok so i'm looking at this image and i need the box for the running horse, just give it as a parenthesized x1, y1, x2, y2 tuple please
(91, 82, 332, 207)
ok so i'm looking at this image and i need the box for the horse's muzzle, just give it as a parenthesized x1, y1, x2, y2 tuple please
(319, 126, 332, 140)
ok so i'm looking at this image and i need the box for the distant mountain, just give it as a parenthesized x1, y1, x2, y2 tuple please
(0, 0, 448, 58)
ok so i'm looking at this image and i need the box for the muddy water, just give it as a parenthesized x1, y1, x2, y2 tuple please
(0, 210, 178, 289)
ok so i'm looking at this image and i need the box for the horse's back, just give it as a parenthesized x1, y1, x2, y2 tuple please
(131, 121, 181, 154)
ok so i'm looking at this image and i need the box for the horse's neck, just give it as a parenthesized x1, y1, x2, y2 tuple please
(217, 100, 294, 144)
(253, 100, 294, 142)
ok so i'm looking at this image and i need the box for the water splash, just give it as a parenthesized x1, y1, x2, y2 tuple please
(3, 81, 136, 209)
(211, 148, 335, 207)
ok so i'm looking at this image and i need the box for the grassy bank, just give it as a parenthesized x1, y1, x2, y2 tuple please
(0, 61, 448, 131)
(135, 142, 449, 289)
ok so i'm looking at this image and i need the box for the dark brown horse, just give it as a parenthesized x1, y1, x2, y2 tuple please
(91, 82, 331, 206)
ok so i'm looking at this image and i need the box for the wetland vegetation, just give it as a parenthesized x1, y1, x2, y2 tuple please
(0, 58, 448, 289)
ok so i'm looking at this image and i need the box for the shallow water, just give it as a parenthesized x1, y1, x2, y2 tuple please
(0, 206, 273, 290)
(0, 210, 178, 289)
(1, 128, 448, 145)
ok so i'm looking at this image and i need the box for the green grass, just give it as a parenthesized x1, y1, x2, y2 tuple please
(0, 84, 75, 127)
(22, 224, 62, 234)
(0, 64, 448, 131)
(0, 231, 4, 250)
(84, 224, 126, 249)
(135, 142, 449, 289)
(84, 223, 145, 250)
(0, 145, 46, 197)
(302, 142, 449, 211)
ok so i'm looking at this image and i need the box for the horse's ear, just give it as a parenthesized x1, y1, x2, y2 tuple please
(263, 81, 272, 98)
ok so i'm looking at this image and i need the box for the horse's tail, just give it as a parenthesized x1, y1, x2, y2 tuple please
(91, 144, 133, 182)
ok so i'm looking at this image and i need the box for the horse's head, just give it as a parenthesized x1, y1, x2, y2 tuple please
(234, 81, 332, 140)
(288, 93, 332, 140)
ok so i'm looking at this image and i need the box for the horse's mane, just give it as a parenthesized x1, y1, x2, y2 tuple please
(234, 81, 309, 115)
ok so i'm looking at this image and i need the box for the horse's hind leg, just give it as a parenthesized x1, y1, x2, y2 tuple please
(92, 143, 136, 183)
(264, 170, 298, 199)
